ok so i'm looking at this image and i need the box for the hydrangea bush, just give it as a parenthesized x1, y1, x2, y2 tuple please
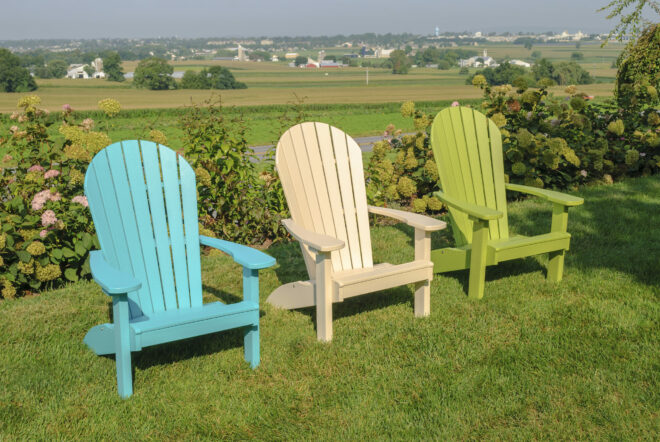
(0, 96, 288, 299)
(366, 81, 659, 213)
(0, 96, 103, 298)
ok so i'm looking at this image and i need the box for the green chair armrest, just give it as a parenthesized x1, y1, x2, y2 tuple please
(199, 236, 276, 270)
(368, 205, 446, 232)
(434, 191, 503, 221)
(90, 250, 142, 295)
(505, 183, 584, 207)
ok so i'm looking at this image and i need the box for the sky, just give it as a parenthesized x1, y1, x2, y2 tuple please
(0, 0, 622, 40)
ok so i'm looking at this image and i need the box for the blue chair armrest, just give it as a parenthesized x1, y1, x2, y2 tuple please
(199, 235, 276, 270)
(90, 250, 142, 295)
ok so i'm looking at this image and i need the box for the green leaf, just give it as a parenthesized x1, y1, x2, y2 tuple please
(62, 247, 75, 258)
(74, 241, 87, 257)
(51, 249, 63, 260)
(16, 250, 31, 263)
(81, 233, 93, 250)
(64, 268, 79, 282)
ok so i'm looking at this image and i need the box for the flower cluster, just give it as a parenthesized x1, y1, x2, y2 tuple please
(98, 98, 121, 117)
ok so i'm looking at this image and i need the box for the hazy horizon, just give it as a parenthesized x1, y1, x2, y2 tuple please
(0, 0, 622, 40)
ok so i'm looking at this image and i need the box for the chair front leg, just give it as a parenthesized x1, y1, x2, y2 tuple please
(242, 267, 260, 368)
(315, 251, 333, 342)
(414, 228, 432, 316)
(468, 219, 489, 300)
(548, 203, 569, 282)
(112, 293, 133, 398)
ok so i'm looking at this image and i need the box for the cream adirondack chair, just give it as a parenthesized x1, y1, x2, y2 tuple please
(266, 122, 446, 341)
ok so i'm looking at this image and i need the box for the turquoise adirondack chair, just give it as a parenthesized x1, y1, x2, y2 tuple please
(430, 107, 584, 299)
(83, 140, 275, 398)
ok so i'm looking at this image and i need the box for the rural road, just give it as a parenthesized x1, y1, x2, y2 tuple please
(249, 133, 410, 156)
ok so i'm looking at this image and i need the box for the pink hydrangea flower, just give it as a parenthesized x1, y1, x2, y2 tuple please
(31, 189, 61, 211)
(580, 170, 588, 177)
(71, 195, 89, 207)
(28, 165, 45, 172)
(44, 169, 60, 179)
(41, 210, 58, 227)
(451, 101, 460, 107)
(9, 125, 18, 133)
(39, 229, 48, 238)
(62, 104, 72, 112)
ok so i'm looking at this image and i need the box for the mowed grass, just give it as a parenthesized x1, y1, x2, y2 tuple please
(0, 175, 658, 439)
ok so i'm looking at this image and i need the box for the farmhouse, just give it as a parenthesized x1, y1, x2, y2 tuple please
(459, 49, 498, 68)
(509, 59, 532, 68)
(66, 58, 106, 79)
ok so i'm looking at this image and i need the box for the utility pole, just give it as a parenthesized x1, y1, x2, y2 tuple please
(366, 67, 369, 85)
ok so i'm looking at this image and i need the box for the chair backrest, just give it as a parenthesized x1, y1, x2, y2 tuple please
(85, 140, 203, 319)
(430, 107, 509, 246)
(276, 122, 373, 278)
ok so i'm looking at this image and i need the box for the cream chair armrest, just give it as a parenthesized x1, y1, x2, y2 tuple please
(282, 219, 345, 253)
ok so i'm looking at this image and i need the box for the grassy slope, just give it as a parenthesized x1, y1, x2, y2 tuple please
(0, 175, 658, 439)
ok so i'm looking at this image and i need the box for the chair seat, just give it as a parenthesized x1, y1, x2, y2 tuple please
(130, 301, 259, 334)
(488, 232, 571, 263)
(333, 260, 434, 300)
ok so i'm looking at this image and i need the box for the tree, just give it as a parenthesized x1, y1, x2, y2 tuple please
(83, 65, 95, 78)
(437, 60, 451, 70)
(48, 60, 68, 78)
(390, 49, 411, 74)
(294, 55, 308, 66)
(133, 57, 176, 90)
(531, 50, 542, 59)
(576, 41, 582, 49)
(103, 51, 125, 82)
(599, 0, 660, 40)
(180, 67, 246, 90)
(571, 51, 585, 60)
(615, 23, 660, 107)
(0, 48, 37, 92)
(524, 40, 533, 50)
(181, 70, 209, 89)
(551, 61, 594, 85)
(466, 62, 531, 85)
(206, 66, 247, 89)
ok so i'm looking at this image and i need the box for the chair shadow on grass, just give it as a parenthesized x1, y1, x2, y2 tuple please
(507, 177, 660, 289)
(101, 284, 262, 371)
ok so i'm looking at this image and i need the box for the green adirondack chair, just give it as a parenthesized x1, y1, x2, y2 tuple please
(430, 106, 584, 299)
(83, 140, 275, 398)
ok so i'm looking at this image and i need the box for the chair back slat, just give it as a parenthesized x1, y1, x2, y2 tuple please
(85, 140, 203, 319)
(276, 122, 373, 276)
(431, 107, 509, 245)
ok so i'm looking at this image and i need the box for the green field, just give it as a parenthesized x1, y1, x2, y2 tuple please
(0, 175, 658, 439)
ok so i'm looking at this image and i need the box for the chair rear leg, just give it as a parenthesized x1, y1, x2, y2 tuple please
(243, 324, 260, 369)
(547, 250, 565, 282)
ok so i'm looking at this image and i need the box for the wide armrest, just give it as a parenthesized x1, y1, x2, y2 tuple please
(282, 219, 344, 253)
(199, 235, 276, 270)
(435, 191, 503, 221)
(505, 183, 584, 207)
(90, 250, 142, 295)
(368, 205, 446, 232)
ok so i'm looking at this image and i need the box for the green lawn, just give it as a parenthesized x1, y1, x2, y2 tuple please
(1, 176, 658, 439)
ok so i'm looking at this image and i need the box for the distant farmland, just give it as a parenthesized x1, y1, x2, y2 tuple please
(0, 42, 622, 113)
